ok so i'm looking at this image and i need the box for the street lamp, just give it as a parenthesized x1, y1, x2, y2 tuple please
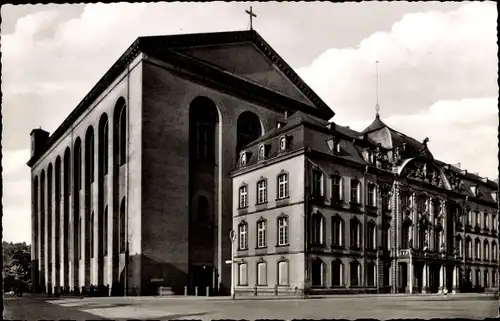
(229, 229, 236, 300)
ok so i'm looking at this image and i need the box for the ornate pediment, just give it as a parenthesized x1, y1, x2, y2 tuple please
(401, 160, 443, 188)
(445, 168, 463, 192)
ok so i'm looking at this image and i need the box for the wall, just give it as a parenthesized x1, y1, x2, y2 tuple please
(140, 54, 287, 294)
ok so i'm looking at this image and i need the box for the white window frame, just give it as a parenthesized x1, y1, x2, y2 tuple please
(259, 144, 265, 160)
(280, 136, 287, 151)
(238, 262, 248, 285)
(278, 260, 289, 285)
(278, 216, 289, 246)
(257, 179, 267, 204)
(278, 173, 289, 199)
(239, 185, 248, 208)
(257, 261, 267, 286)
(238, 223, 248, 250)
(257, 220, 267, 248)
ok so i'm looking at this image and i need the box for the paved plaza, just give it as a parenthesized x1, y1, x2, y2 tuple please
(4, 293, 498, 320)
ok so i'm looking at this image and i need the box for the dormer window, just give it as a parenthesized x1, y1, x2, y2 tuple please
(327, 136, 341, 153)
(258, 144, 266, 160)
(470, 185, 479, 196)
(492, 192, 498, 202)
(240, 151, 247, 166)
(280, 136, 287, 151)
(277, 121, 286, 129)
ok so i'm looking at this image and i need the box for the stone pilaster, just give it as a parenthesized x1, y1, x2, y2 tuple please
(422, 264, 429, 293)
(452, 265, 459, 293)
(429, 198, 435, 251)
(391, 184, 400, 294)
(442, 201, 448, 253)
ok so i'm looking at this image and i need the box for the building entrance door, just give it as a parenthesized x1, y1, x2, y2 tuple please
(191, 264, 213, 296)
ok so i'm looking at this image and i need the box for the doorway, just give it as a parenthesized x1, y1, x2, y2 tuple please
(191, 264, 214, 296)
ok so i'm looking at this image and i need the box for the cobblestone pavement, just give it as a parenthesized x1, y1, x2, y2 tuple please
(4, 293, 498, 320)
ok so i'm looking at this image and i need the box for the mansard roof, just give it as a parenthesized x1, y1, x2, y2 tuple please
(28, 30, 334, 167)
(360, 115, 433, 160)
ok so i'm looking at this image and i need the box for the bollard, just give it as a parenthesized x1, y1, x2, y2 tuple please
(184, 286, 188, 296)
(195, 286, 198, 296)
(206, 286, 210, 297)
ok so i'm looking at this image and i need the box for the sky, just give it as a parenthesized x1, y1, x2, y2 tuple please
(1, 2, 498, 244)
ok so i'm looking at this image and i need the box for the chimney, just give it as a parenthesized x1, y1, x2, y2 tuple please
(30, 128, 50, 159)
(284, 111, 288, 119)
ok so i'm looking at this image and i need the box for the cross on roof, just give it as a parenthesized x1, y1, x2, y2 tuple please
(245, 6, 257, 30)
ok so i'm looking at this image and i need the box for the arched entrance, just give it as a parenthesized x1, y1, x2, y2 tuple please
(189, 96, 219, 295)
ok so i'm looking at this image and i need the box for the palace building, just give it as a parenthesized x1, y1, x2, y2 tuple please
(231, 112, 499, 296)
(27, 29, 498, 297)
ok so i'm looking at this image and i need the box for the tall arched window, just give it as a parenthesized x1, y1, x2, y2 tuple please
(40, 170, 46, 266)
(311, 258, 324, 287)
(114, 98, 127, 167)
(74, 139, 82, 190)
(402, 221, 410, 249)
(475, 238, 481, 259)
(484, 240, 489, 261)
(85, 127, 95, 184)
(350, 218, 361, 249)
(103, 206, 108, 256)
(457, 236, 463, 257)
(120, 197, 126, 253)
(332, 216, 344, 247)
(277, 260, 289, 285)
(492, 242, 497, 261)
(367, 221, 376, 250)
(90, 211, 94, 258)
(350, 261, 360, 286)
(236, 111, 262, 154)
(99, 115, 109, 176)
(465, 237, 472, 259)
(189, 97, 218, 163)
(311, 212, 324, 245)
(332, 260, 344, 286)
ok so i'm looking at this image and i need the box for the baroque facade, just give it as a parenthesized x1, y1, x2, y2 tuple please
(231, 113, 499, 296)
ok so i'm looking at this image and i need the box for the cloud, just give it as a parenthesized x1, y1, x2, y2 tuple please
(342, 97, 499, 179)
(296, 2, 498, 122)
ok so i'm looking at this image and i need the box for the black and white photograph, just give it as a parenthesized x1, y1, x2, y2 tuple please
(1, 1, 498, 320)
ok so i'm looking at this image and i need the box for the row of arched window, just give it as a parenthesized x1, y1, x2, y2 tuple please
(310, 213, 381, 250)
(32, 97, 128, 287)
(238, 172, 289, 209)
(237, 215, 289, 251)
(238, 259, 289, 286)
(457, 236, 498, 261)
(311, 258, 379, 287)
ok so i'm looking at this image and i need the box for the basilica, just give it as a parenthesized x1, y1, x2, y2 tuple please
(28, 29, 498, 297)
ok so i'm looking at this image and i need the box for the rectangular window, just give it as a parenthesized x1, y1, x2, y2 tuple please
(382, 191, 390, 210)
(238, 263, 248, 285)
(257, 221, 267, 248)
(257, 262, 267, 285)
(312, 171, 322, 197)
(278, 261, 289, 285)
(476, 211, 481, 227)
(278, 217, 289, 246)
(257, 180, 267, 204)
(350, 179, 359, 204)
(278, 174, 289, 199)
(332, 176, 342, 201)
(239, 186, 248, 208)
(332, 219, 343, 247)
(238, 224, 248, 250)
(368, 184, 376, 206)
(485, 213, 489, 229)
